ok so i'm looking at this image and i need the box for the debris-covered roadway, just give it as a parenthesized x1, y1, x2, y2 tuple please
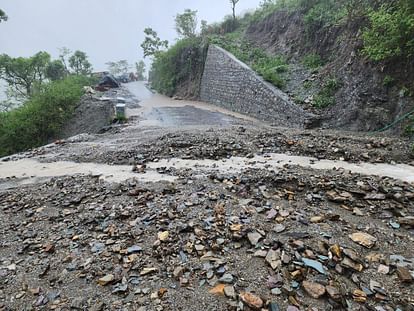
(0, 82, 413, 311)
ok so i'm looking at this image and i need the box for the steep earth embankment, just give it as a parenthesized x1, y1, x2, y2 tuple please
(246, 10, 414, 133)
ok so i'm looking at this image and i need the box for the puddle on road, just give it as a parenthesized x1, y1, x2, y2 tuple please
(1, 153, 412, 191)
(0, 159, 176, 190)
(147, 153, 414, 183)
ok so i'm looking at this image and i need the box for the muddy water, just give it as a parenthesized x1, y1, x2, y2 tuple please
(147, 154, 414, 183)
(1, 153, 412, 191)
(0, 159, 176, 189)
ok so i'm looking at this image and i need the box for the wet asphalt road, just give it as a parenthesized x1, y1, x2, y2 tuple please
(124, 82, 251, 127)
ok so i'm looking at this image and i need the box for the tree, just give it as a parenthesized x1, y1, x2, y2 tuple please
(141, 28, 169, 58)
(58, 47, 72, 73)
(175, 9, 198, 38)
(230, 0, 240, 20)
(0, 52, 51, 98)
(46, 60, 66, 81)
(106, 60, 130, 76)
(200, 20, 209, 35)
(135, 61, 146, 80)
(0, 9, 7, 23)
(69, 50, 92, 75)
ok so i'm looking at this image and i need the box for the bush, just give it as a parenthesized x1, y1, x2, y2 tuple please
(252, 55, 289, 88)
(313, 77, 340, 108)
(302, 53, 324, 69)
(0, 75, 90, 157)
(382, 75, 395, 87)
(149, 37, 207, 96)
(362, 1, 414, 61)
(208, 34, 289, 89)
(303, 0, 346, 27)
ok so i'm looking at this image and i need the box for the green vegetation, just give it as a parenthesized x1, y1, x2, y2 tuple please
(46, 60, 67, 81)
(135, 61, 146, 81)
(313, 77, 340, 108)
(141, 28, 169, 58)
(0, 52, 51, 98)
(106, 60, 130, 76)
(0, 76, 91, 157)
(209, 33, 289, 89)
(68, 51, 93, 75)
(302, 53, 324, 69)
(150, 37, 206, 96)
(246, 0, 414, 64)
(362, 1, 414, 61)
(382, 75, 395, 87)
(174, 9, 198, 38)
(0, 50, 93, 100)
(0, 9, 7, 22)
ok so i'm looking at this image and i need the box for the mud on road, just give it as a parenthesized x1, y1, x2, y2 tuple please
(0, 82, 413, 311)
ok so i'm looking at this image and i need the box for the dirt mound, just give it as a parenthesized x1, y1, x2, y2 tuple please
(59, 95, 114, 139)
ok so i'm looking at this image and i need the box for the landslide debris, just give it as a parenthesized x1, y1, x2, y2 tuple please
(1, 159, 413, 310)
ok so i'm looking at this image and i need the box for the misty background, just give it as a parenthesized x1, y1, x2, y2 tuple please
(0, 0, 262, 73)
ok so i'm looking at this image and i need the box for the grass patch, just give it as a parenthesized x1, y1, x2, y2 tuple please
(208, 34, 289, 89)
(302, 53, 324, 69)
(313, 77, 340, 108)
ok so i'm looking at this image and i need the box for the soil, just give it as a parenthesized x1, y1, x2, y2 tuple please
(0, 83, 413, 311)
(246, 10, 414, 135)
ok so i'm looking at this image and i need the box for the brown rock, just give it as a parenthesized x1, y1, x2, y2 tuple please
(239, 292, 263, 310)
(397, 267, 413, 283)
(349, 232, 377, 248)
(97, 274, 114, 286)
(302, 281, 326, 299)
(399, 216, 414, 227)
(310, 216, 325, 223)
(209, 284, 225, 296)
(352, 289, 367, 303)
(43, 243, 55, 253)
(341, 257, 363, 272)
(326, 286, 341, 301)
(329, 244, 341, 258)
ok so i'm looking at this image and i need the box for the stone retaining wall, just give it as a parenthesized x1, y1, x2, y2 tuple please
(200, 45, 310, 127)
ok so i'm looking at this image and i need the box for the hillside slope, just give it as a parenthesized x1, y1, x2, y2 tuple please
(246, 8, 414, 133)
(148, 0, 414, 137)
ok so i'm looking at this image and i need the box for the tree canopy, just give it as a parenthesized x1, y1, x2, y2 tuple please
(46, 60, 67, 81)
(175, 9, 198, 38)
(0, 9, 7, 23)
(69, 51, 93, 75)
(106, 60, 130, 76)
(141, 28, 169, 58)
(135, 61, 146, 80)
(0, 52, 51, 98)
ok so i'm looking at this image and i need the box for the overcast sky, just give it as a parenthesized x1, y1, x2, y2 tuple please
(0, 0, 262, 72)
